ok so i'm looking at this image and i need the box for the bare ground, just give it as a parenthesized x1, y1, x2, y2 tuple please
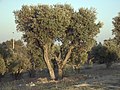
(0, 63, 120, 90)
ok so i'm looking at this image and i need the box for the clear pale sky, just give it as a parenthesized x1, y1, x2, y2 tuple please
(0, 0, 120, 43)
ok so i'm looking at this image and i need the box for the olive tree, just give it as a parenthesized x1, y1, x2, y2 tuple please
(112, 12, 120, 44)
(14, 4, 102, 79)
(112, 12, 120, 60)
(91, 41, 118, 68)
(0, 40, 31, 79)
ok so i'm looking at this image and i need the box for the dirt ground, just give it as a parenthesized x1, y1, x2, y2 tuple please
(72, 63, 120, 90)
(0, 63, 120, 90)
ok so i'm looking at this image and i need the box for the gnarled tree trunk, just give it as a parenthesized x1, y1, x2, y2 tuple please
(58, 67, 63, 79)
(57, 46, 74, 79)
(43, 44, 55, 80)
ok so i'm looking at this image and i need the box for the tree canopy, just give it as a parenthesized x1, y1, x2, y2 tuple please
(112, 12, 120, 44)
(0, 40, 31, 79)
(14, 4, 102, 80)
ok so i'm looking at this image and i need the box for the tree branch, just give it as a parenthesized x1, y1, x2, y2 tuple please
(61, 46, 74, 69)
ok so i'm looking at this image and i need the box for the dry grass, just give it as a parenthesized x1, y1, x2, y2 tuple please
(0, 63, 120, 90)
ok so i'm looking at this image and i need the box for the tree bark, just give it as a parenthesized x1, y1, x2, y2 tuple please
(43, 44, 55, 80)
(58, 67, 63, 79)
(57, 46, 74, 79)
(61, 46, 74, 69)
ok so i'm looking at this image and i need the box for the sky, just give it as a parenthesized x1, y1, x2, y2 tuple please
(0, 0, 120, 43)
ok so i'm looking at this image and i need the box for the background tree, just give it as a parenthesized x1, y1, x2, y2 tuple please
(10, 40, 31, 79)
(90, 42, 107, 64)
(8, 53, 31, 79)
(112, 12, 120, 45)
(0, 56, 6, 81)
(0, 41, 12, 65)
(104, 39, 118, 68)
(104, 39, 120, 57)
(92, 12, 120, 68)
(14, 4, 102, 79)
(0, 40, 31, 79)
(91, 41, 118, 68)
(112, 12, 120, 61)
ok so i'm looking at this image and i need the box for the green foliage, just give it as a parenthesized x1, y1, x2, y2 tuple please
(14, 4, 73, 45)
(9, 40, 31, 74)
(0, 41, 12, 60)
(104, 39, 120, 59)
(111, 12, 120, 61)
(65, 8, 102, 67)
(14, 4, 102, 57)
(8, 53, 31, 74)
(91, 43, 106, 63)
(14, 4, 102, 79)
(27, 45, 46, 69)
(0, 39, 31, 74)
(0, 56, 6, 75)
(91, 42, 118, 68)
(91, 12, 120, 68)
(70, 47, 87, 67)
(112, 12, 120, 44)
